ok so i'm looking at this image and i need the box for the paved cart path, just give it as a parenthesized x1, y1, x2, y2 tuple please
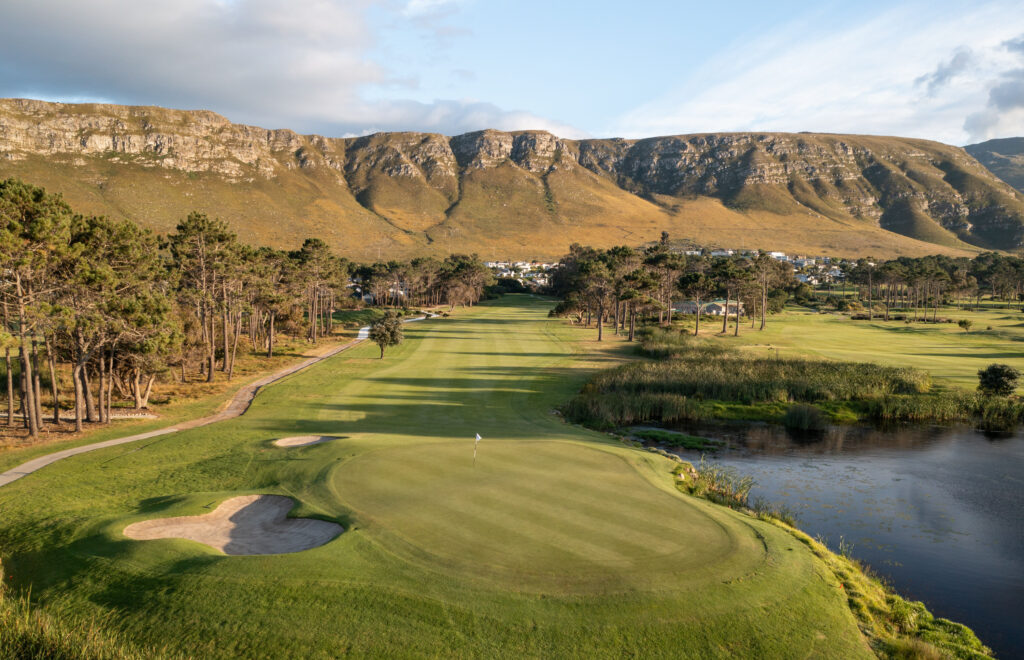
(0, 323, 388, 488)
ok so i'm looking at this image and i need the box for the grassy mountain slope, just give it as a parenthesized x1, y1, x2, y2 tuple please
(966, 137, 1024, 194)
(4, 98, 1022, 258)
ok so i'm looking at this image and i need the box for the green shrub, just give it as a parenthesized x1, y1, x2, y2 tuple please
(977, 363, 1020, 396)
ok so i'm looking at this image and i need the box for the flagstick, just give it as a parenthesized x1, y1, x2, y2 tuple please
(473, 433, 481, 467)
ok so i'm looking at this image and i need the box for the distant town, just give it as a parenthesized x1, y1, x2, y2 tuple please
(486, 249, 850, 290)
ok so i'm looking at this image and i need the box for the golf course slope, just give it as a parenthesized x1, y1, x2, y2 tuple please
(0, 296, 871, 658)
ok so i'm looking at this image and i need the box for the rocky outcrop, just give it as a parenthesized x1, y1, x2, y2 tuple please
(2, 97, 1024, 251)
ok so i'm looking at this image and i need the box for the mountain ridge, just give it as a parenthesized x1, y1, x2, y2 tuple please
(965, 137, 1024, 195)
(3, 97, 1023, 259)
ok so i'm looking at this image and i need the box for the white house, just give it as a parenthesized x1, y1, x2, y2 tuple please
(704, 300, 744, 316)
(673, 300, 743, 316)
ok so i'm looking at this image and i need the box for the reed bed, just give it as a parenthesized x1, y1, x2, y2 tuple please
(567, 328, 1022, 431)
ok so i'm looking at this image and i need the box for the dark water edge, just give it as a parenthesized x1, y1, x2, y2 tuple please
(662, 422, 1024, 659)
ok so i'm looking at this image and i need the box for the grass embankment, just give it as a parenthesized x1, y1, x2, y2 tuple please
(0, 560, 180, 659)
(565, 327, 1024, 431)
(0, 296, 886, 658)
(676, 461, 991, 660)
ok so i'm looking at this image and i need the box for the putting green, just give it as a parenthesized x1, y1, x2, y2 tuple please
(332, 440, 766, 592)
(0, 295, 872, 658)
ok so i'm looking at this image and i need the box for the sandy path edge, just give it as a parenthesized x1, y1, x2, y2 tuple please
(0, 329, 374, 488)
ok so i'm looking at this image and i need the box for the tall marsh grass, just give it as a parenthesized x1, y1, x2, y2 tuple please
(867, 392, 1024, 431)
(582, 355, 929, 405)
(567, 328, 1022, 431)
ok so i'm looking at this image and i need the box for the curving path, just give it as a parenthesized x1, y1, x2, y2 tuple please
(0, 318, 425, 488)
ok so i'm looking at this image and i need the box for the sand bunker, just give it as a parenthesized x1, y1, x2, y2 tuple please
(273, 435, 336, 448)
(123, 495, 343, 555)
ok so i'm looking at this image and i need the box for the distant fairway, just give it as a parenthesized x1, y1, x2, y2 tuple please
(0, 296, 871, 658)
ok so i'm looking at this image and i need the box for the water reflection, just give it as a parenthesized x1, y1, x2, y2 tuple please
(665, 422, 1024, 659)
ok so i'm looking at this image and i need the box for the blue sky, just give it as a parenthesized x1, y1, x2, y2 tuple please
(1, 0, 1023, 144)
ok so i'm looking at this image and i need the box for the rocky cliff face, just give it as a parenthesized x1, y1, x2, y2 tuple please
(2, 98, 1023, 257)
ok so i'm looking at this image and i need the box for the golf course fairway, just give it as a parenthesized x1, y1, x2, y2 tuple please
(0, 296, 872, 658)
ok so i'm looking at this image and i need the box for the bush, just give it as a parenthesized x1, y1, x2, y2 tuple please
(783, 403, 828, 432)
(977, 363, 1020, 396)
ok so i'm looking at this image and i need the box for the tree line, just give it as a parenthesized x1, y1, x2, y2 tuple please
(548, 237, 795, 340)
(1, 179, 492, 439)
(844, 252, 1024, 321)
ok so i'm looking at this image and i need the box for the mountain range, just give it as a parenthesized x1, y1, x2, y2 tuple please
(2, 98, 1023, 260)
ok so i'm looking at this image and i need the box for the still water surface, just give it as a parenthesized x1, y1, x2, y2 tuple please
(668, 423, 1023, 658)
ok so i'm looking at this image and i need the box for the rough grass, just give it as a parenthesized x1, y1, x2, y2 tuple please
(0, 561, 176, 660)
(0, 296, 876, 659)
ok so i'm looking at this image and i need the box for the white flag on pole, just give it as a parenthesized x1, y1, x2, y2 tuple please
(473, 433, 482, 466)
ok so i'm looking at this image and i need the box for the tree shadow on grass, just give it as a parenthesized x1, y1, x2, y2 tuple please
(244, 362, 594, 441)
(918, 352, 1024, 359)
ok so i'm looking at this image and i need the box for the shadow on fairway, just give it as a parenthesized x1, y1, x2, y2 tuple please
(246, 364, 588, 439)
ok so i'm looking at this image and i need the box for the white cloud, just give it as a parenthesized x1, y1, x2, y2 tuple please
(0, 0, 577, 137)
(402, 0, 466, 17)
(964, 36, 1024, 141)
(609, 3, 1024, 145)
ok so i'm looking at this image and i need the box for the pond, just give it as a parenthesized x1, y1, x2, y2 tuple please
(665, 422, 1024, 658)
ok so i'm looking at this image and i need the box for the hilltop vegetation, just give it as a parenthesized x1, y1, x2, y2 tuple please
(2, 99, 1023, 259)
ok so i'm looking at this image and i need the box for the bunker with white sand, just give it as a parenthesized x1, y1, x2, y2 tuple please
(123, 495, 343, 555)
(273, 435, 337, 447)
